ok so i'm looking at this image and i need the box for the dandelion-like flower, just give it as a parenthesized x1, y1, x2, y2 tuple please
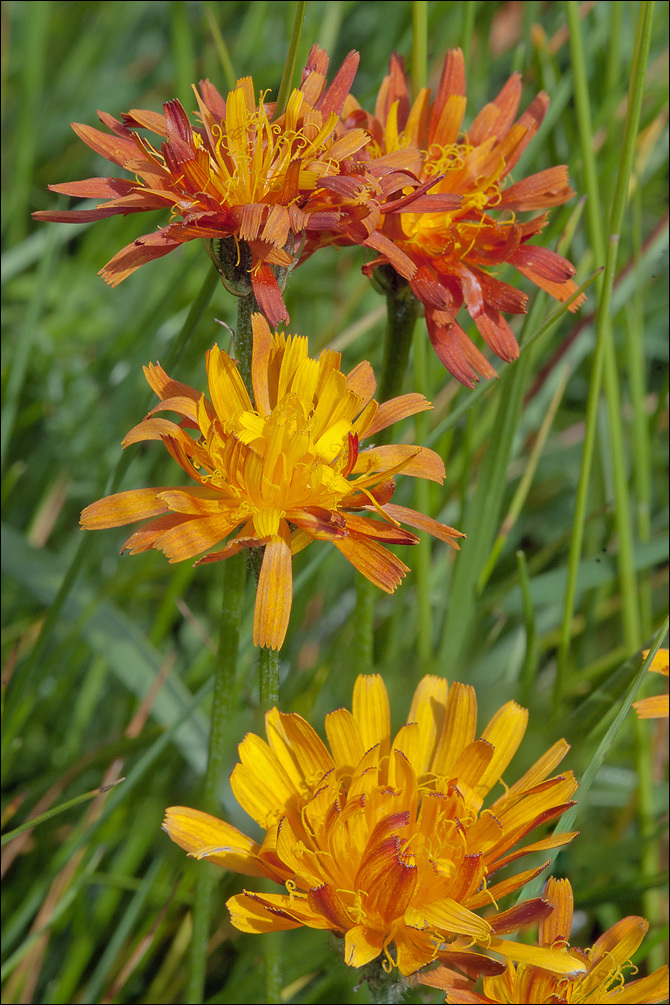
(633, 648, 669, 720)
(422, 877, 669, 1003)
(327, 49, 585, 387)
(163, 674, 585, 977)
(32, 46, 376, 325)
(81, 315, 462, 649)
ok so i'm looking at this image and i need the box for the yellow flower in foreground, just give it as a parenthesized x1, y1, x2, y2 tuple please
(633, 649, 669, 720)
(81, 315, 462, 649)
(164, 674, 584, 977)
(422, 877, 669, 1003)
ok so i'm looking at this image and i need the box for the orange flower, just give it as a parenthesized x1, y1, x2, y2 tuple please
(422, 877, 669, 1003)
(80, 315, 462, 649)
(633, 648, 669, 720)
(164, 674, 584, 978)
(32, 46, 375, 326)
(325, 49, 584, 387)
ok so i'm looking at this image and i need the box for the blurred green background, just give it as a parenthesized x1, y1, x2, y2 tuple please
(2, 2, 668, 1002)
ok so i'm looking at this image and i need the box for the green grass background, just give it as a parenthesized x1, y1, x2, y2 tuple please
(1, 1, 668, 1002)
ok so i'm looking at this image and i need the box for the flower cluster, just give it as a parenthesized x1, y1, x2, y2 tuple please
(34, 46, 582, 386)
(81, 314, 462, 649)
(164, 674, 583, 978)
(33, 30, 665, 1002)
(421, 877, 669, 1003)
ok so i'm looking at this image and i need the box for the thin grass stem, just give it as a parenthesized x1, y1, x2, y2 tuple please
(555, 1, 652, 712)
(274, 1, 307, 117)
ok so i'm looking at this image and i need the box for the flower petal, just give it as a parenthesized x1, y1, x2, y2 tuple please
(253, 525, 293, 649)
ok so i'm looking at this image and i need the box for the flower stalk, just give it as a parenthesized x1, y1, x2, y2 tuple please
(188, 551, 246, 1004)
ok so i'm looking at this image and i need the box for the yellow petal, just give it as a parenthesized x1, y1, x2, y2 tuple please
(352, 674, 391, 756)
(432, 682, 478, 777)
(477, 701, 528, 795)
(324, 707, 366, 773)
(206, 344, 252, 422)
(162, 806, 269, 878)
(226, 892, 307, 934)
(230, 732, 296, 829)
(266, 708, 334, 792)
(487, 936, 586, 976)
(405, 898, 492, 941)
(405, 675, 449, 775)
(344, 924, 385, 968)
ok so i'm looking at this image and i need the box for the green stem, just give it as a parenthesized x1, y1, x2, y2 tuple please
(359, 276, 420, 674)
(259, 645, 280, 709)
(274, 1, 307, 118)
(187, 552, 246, 1004)
(377, 273, 421, 412)
(233, 291, 258, 401)
(413, 323, 432, 670)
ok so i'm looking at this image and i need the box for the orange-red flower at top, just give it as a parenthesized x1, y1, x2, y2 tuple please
(333, 49, 585, 387)
(32, 46, 376, 326)
(80, 315, 463, 650)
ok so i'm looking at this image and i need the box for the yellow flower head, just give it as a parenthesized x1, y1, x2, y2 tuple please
(424, 877, 669, 1003)
(164, 674, 584, 977)
(633, 649, 669, 720)
(80, 315, 462, 650)
(32, 45, 372, 326)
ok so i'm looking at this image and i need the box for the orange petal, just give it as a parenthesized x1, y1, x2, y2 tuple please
(334, 530, 410, 593)
(381, 502, 464, 547)
(365, 393, 432, 438)
(353, 444, 445, 483)
(633, 693, 669, 719)
(250, 313, 273, 415)
(253, 525, 293, 650)
(540, 877, 573, 948)
(80, 487, 171, 529)
(154, 512, 240, 561)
